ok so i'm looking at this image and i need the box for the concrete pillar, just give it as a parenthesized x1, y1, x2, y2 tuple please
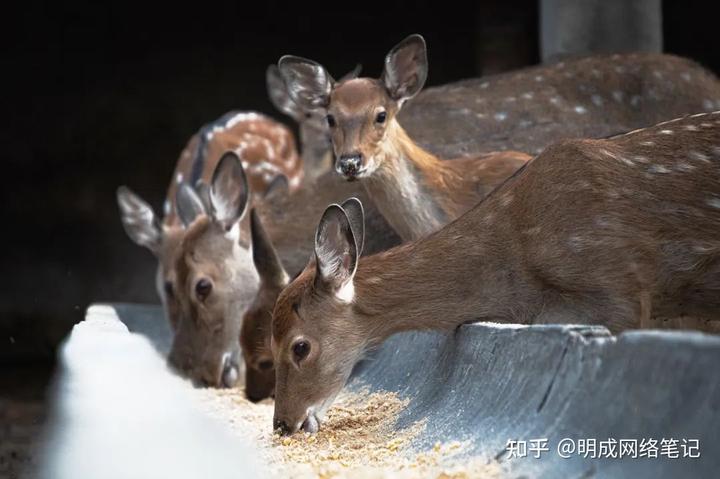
(540, 0, 663, 62)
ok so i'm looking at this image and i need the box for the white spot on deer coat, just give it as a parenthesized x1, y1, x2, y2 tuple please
(704, 99, 715, 110)
(612, 91, 624, 103)
(574, 105, 587, 114)
(534, 75, 544, 82)
(681, 72, 692, 82)
(494, 112, 508, 121)
(659, 129, 673, 135)
(706, 198, 720, 209)
(690, 151, 710, 162)
(676, 162, 695, 172)
(591, 95, 604, 107)
(648, 165, 670, 174)
(176, 172, 184, 184)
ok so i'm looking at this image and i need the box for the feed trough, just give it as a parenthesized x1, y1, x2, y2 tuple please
(40, 303, 720, 478)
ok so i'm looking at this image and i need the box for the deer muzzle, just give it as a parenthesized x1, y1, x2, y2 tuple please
(336, 153, 363, 180)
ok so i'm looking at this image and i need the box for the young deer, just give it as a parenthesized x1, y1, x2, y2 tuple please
(117, 111, 300, 387)
(271, 112, 720, 435)
(279, 34, 720, 240)
(279, 35, 531, 240)
(235, 172, 400, 401)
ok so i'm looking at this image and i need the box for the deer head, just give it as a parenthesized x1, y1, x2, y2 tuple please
(268, 63, 364, 179)
(167, 152, 259, 388)
(278, 34, 427, 180)
(238, 209, 289, 402)
(272, 198, 366, 435)
(117, 186, 185, 332)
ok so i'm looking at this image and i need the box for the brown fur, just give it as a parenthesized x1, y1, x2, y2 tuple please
(272, 112, 720, 433)
(400, 53, 720, 158)
(165, 112, 302, 227)
(328, 78, 530, 240)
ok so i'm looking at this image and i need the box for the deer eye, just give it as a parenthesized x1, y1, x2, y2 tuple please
(195, 278, 212, 300)
(258, 360, 274, 371)
(375, 111, 387, 124)
(326, 114, 336, 128)
(164, 281, 174, 298)
(292, 340, 311, 362)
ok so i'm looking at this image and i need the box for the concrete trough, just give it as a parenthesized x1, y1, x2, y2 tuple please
(41, 303, 720, 478)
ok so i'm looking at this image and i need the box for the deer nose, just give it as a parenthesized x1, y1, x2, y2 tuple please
(273, 418, 292, 436)
(336, 153, 363, 179)
(220, 352, 239, 388)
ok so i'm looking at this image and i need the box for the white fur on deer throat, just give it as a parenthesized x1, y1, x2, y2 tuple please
(366, 148, 446, 240)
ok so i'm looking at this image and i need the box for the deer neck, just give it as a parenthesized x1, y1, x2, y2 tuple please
(363, 121, 453, 240)
(351, 215, 531, 346)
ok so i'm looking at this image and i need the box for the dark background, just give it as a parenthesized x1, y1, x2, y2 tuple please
(2, 0, 719, 365)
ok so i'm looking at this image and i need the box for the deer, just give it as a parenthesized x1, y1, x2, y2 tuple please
(117, 111, 302, 387)
(270, 112, 720, 435)
(129, 147, 401, 397)
(278, 35, 531, 240)
(278, 34, 720, 240)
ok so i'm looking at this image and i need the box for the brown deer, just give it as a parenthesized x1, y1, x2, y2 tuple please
(150, 152, 400, 396)
(270, 112, 720, 435)
(279, 35, 531, 240)
(117, 111, 301, 387)
(279, 34, 720, 240)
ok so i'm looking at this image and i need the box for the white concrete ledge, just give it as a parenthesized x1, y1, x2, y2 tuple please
(40, 304, 264, 479)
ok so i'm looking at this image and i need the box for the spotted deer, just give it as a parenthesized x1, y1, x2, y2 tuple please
(270, 112, 720, 434)
(279, 34, 720, 240)
(117, 111, 301, 387)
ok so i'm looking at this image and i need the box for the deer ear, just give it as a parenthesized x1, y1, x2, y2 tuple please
(381, 34, 428, 105)
(314, 204, 358, 301)
(176, 182, 206, 228)
(250, 209, 288, 288)
(210, 151, 250, 230)
(116, 186, 162, 254)
(278, 55, 334, 111)
(340, 197, 365, 256)
(266, 64, 303, 119)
